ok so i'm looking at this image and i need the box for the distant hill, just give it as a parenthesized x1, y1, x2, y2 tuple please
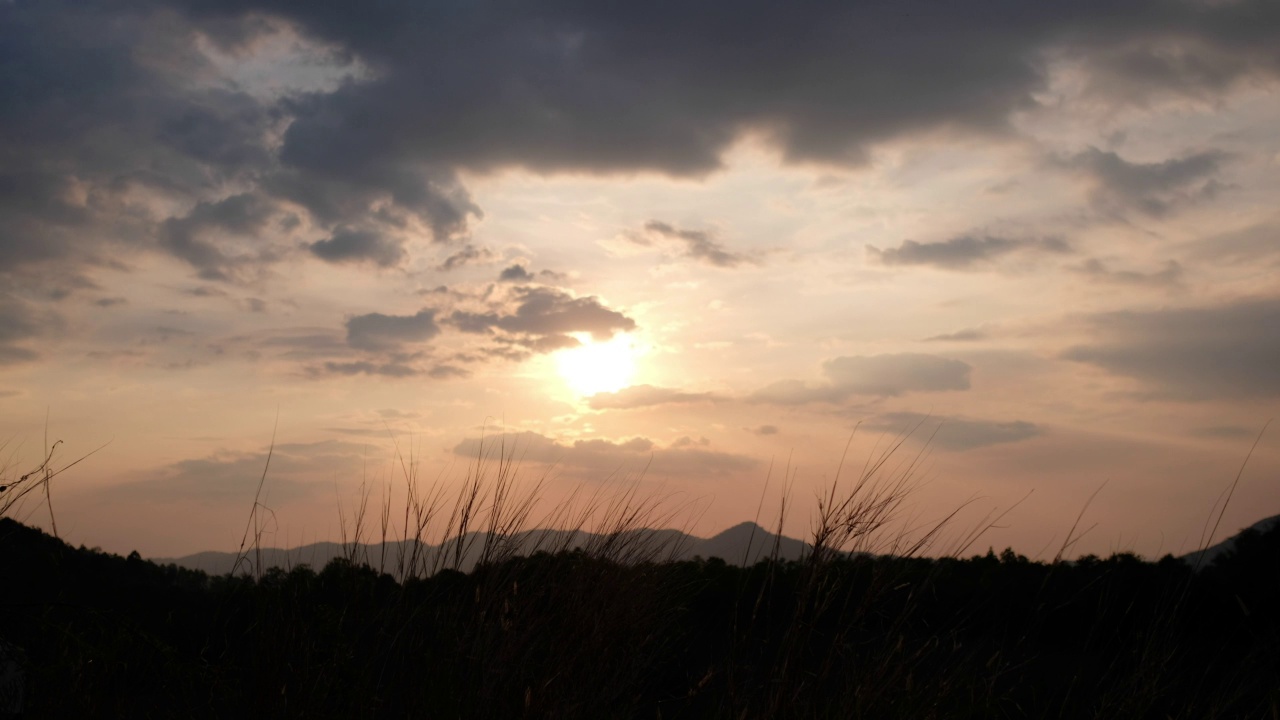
(152, 521, 812, 576)
(1181, 514, 1280, 569)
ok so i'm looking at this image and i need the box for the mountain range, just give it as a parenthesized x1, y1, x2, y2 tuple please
(1180, 514, 1280, 568)
(152, 521, 812, 577)
(152, 513, 1280, 577)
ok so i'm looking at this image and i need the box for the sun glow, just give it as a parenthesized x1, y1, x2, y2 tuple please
(556, 333, 638, 397)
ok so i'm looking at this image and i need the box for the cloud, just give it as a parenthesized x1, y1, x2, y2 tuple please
(0, 346, 39, 365)
(499, 264, 534, 282)
(863, 412, 1042, 451)
(748, 425, 780, 436)
(1080, 35, 1266, 103)
(1063, 147, 1229, 217)
(104, 440, 371, 504)
(176, 0, 1280, 177)
(6, 0, 1279, 298)
(824, 354, 972, 396)
(925, 328, 989, 342)
(869, 235, 1070, 270)
(309, 227, 406, 267)
(448, 287, 635, 350)
(158, 193, 282, 282)
(641, 221, 750, 268)
(1061, 296, 1280, 399)
(317, 360, 420, 378)
(587, 384, 718, 410)
(0, 292, 56, 364)
(1071, 258, 1184, 288)
(452, 431, 759, 478)
(1186, 221, 1280, 266)
(752, 353, 971, 404)
(345, 309, 440, 351)
(436, 244, 496, 271)
(1191, 425, 1256, 439)
(427, 364, 469, 379)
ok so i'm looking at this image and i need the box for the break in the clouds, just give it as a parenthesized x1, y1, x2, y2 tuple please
(1062, 296, 1280, 399)
(753, 354, 971, 404)
(869, 235, 1071, 270)
(453, 431, 758, 478)
(639, 222, 750, 268)
(863, 412, 1042, 452)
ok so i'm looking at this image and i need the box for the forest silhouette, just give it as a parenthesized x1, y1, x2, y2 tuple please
(2, 511, 1279, 717)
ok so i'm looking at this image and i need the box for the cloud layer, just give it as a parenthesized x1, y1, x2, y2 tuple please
(1062, 297, 1280, 399)
(754, 353, 972, 404)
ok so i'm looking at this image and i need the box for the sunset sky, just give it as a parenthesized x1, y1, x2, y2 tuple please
(2, 0, 1278, 559)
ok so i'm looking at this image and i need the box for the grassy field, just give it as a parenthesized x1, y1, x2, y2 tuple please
(1, 435, 1278, 718)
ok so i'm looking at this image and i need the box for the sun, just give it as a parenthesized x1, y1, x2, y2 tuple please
(556, 333, 638, 397)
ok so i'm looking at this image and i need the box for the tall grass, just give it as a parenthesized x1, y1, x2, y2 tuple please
(3, 421, 1277, 718)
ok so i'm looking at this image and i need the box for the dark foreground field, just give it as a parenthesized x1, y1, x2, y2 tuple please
(2, 516, 1278, 719)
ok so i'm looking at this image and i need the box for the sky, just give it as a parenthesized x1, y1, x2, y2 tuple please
(2, 0, 1279, 560)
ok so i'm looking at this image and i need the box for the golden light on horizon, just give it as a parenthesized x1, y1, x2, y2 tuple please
(556, 333, 638, 397)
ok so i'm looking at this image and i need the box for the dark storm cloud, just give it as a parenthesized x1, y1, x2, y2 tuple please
(452, 431, 758, 477)
(173, 0, 1280, 175)
(1071, 258, 1184, 288)
(448, 287, 635, 348)
(5, 0, 1280, 299)
(869, 235, 1071, 270)
(752, 353, 971, 404)
(309, 227, 407, 268)
(863, 412, 1041, 451)
(641, 221, 750, 268)
(1061, 296, 1280, 399)
(345, 309, 441, 351)
(1063, 148, 1229, 217)
(262, 161, 481, 243)
(587, 384, 718, 410)
(0, 2, 279, 278)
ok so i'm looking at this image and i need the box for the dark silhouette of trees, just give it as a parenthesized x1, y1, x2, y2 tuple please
(2, 516, 1278, 718)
